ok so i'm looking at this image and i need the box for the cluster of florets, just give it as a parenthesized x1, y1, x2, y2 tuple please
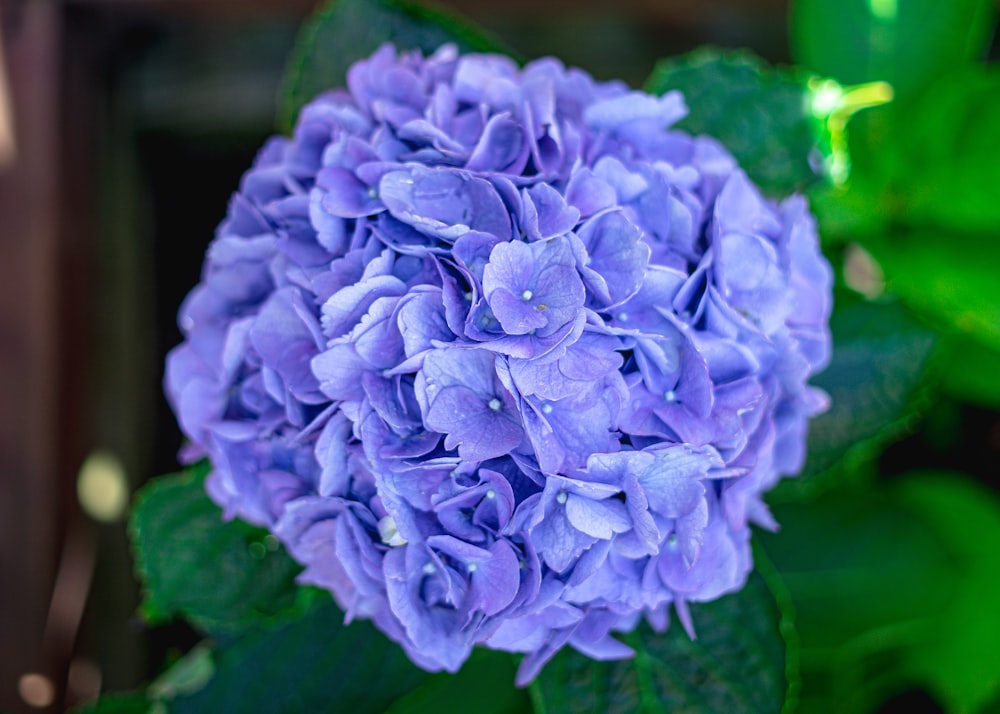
(166, 44, 831, 683)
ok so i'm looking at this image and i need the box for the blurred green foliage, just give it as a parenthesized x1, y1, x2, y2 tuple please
(779, 1, 1000, 711)
(790, 0, 996, 103)
(761, 473, 1000, 713)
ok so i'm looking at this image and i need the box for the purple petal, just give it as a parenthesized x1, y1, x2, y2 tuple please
(522, 183, 580, 241)
(426, 385, 523, 461)
(465, 113, 529, 173)
(316, 167, 385, 218)
(380, 166, 512, 240)
(565, 495, 631, 539)
(565, 167, 616, 218)
(575, 211, 650, 307)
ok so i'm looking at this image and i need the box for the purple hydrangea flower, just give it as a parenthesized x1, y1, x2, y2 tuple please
(165, 43, 832, 683)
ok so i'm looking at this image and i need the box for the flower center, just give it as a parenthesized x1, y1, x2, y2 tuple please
(487, 397, 502, 411)
(520, 289, 533, 301)
(377, 516, 407, 547)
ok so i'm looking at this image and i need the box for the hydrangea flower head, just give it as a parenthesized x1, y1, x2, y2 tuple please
(166, 44, 831, 683)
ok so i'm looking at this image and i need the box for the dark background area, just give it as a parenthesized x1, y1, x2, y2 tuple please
(0, 1, 996, 712)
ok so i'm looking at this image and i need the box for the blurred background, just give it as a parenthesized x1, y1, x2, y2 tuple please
(0, 0, 997, 712)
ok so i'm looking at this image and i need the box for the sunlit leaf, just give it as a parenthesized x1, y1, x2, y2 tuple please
(818, 71, 1000, 253)
(790, 0, 996, 102)
(870, 231, 1000, 354)
(891, 68, 1000, 232)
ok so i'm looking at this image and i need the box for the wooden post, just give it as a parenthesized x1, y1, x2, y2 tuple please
(0, 2, 64, 712)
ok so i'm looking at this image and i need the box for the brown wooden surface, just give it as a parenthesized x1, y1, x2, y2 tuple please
(0, 2, 63, 712)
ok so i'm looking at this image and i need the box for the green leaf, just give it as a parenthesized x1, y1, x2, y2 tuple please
(148, 643, 215, 702)
(758, 490, 957, 713)
(382, 648, 529, 714)
(167, 599, 427, 714)
(645, 48, 890, 192)
(129, 464, 303, 633)
(818, 70, 1000, 242)
(73, 692, 155, 714)
(894, 472, 1000, 713)
(870, 230, 1000, 354)
(889, 68, 1000, 232)
(762, 473, 1000, 713)
(644, 48, 826, 195)
(772, 298, 937, 501)
(805, 181, 888, 243)
(531, 570, 796, 714)
(936, 333, 1000, 410)
(278, 0, 513, 131)
(790, 0, 996, 102)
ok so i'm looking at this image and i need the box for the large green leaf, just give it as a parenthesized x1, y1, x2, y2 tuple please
(869, 230, 1000, 354)
(816, 71, 1000, 252)
(772, 298, 937, 501)
(936, 334, 1000, 411)
(791, 4, 1000, 240)
(279, 0, 512, 131)
(805, 176, 888, 244)
(790, 0, 996, 102)
(759, 490, 956, 713)
(129, 464, 303, 633)
(833, 68, 1000, 236)
(167, 599, 427, 714)
(889, 68, 1000, 232)
(645, 48, 828, 195)
(382, 648, 529, 714)
(531, 570, 796, 714)
(761, 472, 1000, 713)
(894, 473, 1000, 713)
